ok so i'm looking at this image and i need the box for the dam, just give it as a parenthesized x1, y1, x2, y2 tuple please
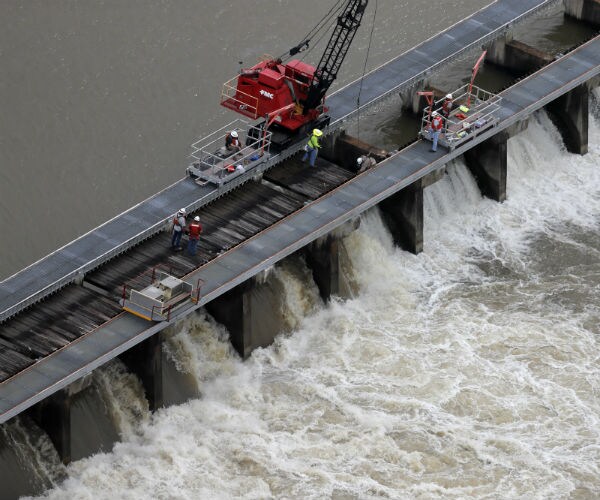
(0, 1, 599, 496)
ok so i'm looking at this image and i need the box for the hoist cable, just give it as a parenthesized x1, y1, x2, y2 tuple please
(356, 0, 377, 140)
(277, 0, 346, 62)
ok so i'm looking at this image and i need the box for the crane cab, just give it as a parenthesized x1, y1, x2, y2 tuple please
(220, 58, 324, 133)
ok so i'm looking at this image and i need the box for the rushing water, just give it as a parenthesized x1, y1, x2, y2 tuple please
(17, 104, 599, 498)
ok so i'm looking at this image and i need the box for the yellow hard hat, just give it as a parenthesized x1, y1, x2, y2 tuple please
(312, 129, 323, 137)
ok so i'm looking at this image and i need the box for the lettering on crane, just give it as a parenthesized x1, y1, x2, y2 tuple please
(260, 89, 274, 99)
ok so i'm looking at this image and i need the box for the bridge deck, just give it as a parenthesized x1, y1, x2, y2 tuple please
(1, 34, 598, 424)
(0, 0, 558, 323)
(0, 159, 352, 382)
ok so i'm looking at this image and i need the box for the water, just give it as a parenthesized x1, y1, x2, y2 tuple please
(0, 419, 64, 499)
(2, 1, 600, 498)
(0, 0, 492, 280)
(15, 105, 599, 499)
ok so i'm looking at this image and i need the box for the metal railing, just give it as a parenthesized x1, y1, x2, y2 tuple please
(331, 0, 560, 126)
(120, 266, 193, 321)
(420, 84, 502, 150)
(187, 119, 272, 186)
(192, 278, 205, 303)
(0, 0, 563, 323)
(220, 76, 259, 119)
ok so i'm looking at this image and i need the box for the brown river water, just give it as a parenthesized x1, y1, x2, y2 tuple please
(1, 1, 599, 499)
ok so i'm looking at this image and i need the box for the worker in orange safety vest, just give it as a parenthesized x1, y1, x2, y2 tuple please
(187, 216, 203, 256)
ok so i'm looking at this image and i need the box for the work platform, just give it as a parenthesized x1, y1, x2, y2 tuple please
(0, 0, 560, 324)
(1, 32, 598, 424)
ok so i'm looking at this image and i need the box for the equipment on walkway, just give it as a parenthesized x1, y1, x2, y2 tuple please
(220, 0, 368, 149)
(419, 83, 502, 151)
(121, 267, 201, 321)
(418, 52, 501, 151)
(186, 119, 273, 186)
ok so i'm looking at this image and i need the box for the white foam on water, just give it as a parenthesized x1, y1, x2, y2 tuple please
(29, 112, 600, 499)
(93, 360, 150, 440)
(2, 419, 65, 492)
(273, 258, 322, 332)
(162, 312, 241, 389)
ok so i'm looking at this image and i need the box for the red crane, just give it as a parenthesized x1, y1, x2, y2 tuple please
(220, 0, 369, 144)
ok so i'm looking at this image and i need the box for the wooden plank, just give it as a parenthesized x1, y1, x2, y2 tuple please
(0, 155, 354, 381)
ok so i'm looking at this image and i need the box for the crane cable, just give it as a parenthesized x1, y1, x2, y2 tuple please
(277, 0, 346, 62)
(356, 0, 377, 141)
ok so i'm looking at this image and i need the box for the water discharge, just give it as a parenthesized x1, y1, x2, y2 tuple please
(21, 112, 600, 499)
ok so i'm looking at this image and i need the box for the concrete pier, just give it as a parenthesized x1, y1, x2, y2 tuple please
(321, 130, 388, 172)
(119, 333, 164, 411)
(378, 179, 424, 254)
(487, 37, 553, 75)
(29, 390, 71, 464)
(565, 0, 600, 26)
(304, 236, 342, 302)
(205, 276, 285, 359)
(546, 83, 589, 155)
(304, 219, 359, 301)
(464, 132, 508, 202)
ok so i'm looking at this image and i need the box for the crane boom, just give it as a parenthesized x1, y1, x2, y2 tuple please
(303, 0, 369, 113)
(219, 0, 369, 139)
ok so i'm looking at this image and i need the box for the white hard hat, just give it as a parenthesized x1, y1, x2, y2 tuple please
(194, 216, 200, 222)
(432, 111, 439, 117)
(231, 130, 238, 138)
(357, 157, 363, 165)
(178, 208, 186, 215)
(446, 93, 453, 99)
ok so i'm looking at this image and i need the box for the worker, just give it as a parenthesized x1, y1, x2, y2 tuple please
(171, 208, 187, 251)
(225, 130, 242, 153)
(301, 128, 323, 167)
(356, 155, 376, 173)
(187, 216, 203, 256)
(441, 93, 453, 118)
(429, 111, 443, 152)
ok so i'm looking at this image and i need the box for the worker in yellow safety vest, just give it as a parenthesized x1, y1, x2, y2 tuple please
(301, 128, 323, 167)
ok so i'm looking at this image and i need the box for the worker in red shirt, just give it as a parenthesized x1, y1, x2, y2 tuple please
(187, 216, 203, 256)
(429, 111, 443, 152)
(441, 93, 453, 118)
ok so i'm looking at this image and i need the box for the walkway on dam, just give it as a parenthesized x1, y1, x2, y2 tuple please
(1, 33, 598, 424)
(0, 0, 558, 323)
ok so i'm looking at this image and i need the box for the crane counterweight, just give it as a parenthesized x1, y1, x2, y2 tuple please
(220, 0, 368, 138)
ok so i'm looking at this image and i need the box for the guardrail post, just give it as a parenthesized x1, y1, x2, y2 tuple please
(119, 333, 164, 411)
(546, 83, 589, 155)
(378, 179, 424, 254)
(464, 131, 508, 202)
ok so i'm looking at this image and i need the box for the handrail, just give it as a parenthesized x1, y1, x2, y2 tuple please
(0, 0, 565, 323)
